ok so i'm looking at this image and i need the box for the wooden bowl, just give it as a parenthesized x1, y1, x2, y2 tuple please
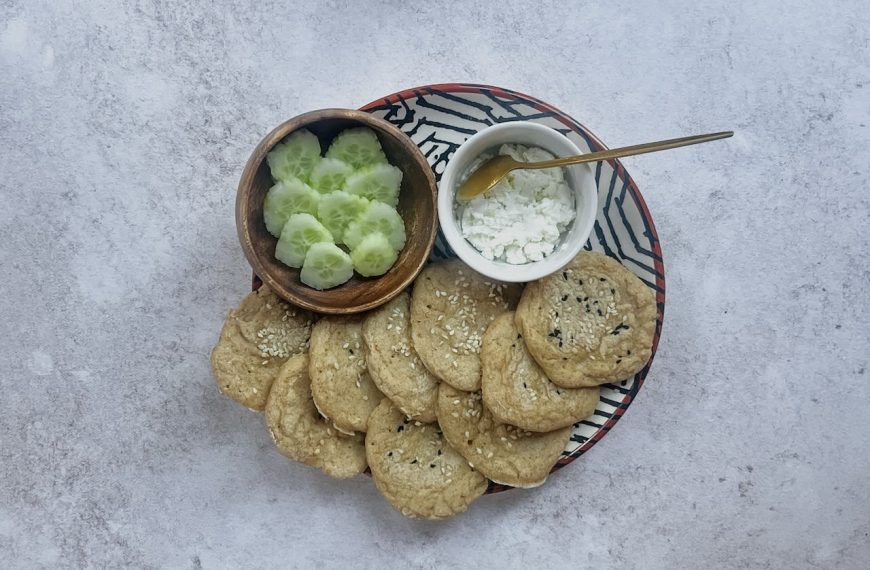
(236, 109, 437, 314)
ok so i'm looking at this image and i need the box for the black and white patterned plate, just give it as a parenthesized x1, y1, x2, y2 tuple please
(360, 84, 666, 494)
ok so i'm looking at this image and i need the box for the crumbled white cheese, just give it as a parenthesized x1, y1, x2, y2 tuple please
(457, 144, 575, 265)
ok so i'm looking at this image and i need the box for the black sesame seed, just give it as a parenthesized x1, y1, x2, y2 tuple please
(558, 340, 563, 347)
(554, 312, 559, 318)
(599, 277, 606, 282)
(387, 451, 393, 457)
(430, 463, 436, 468)
(579, 279, 584, 285)
(576, 296, 582, 303)
(597, 309, 603, 317)
(522, 382, 527, 388)
(437, 449, 442, 456)
(397, 425, 405, 432)
(616, 359, 622, 364)
(517, 334, 522, 339)
(562, 272, 568, 280)
(561, 294, 568, 301)
(610, 288, 615, 294)
(627, 350, 632, 355)
(436, 430, 443, 437)
(349, 348, 354, 355)
(411, 459, 418, 464)
(610, 323, 630, 336)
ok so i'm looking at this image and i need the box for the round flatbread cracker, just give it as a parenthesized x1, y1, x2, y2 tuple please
(265, 353, 367, 479)
(436, 384, 570, 488)
(211, 285, 312, 410)
(362, 292, 439, 422)
(365, 399, 488, 519)
(515, 251, 657, 387)
(310, 316, 383, 434)
(481, 312, 599, 432)
(410, 259, 522, 391)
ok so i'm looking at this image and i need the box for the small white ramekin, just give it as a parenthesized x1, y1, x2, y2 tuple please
(438, 122, 598, 282)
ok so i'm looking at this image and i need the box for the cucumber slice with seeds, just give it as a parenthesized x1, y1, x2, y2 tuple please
(263, 179, 321, 237)
(316, 190, 369, 243)
(300, 242, 354, 290)
(345, 163, 403, 207)
(350, 232, 399, 277)
(275, 213, 333, 268)
(343, 202, 406, 252)
(267, 129, 321, 182)
(309, 158, 354, 194)
(325, 127, 387, 169)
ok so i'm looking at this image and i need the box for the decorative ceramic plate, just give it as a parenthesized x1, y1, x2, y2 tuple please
(255, 83, 666, 494)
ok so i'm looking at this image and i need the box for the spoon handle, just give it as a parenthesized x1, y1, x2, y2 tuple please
(524, 131, 734, 169)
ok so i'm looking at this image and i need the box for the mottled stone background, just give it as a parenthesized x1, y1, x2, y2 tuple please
(1, 1, 868, 568)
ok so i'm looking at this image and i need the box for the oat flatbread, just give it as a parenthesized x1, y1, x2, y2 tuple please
(265, 354, 367, 479)
(211, 286, 312, 410)
(481, 312, 599, 432)
(436, 383, 570, 488)
(310, 316, 383, 434)
(515, 251, 657, 387)
(362, 292, 439, 422)
(365, 399, 487, 519)
(410, 259, 522, 391)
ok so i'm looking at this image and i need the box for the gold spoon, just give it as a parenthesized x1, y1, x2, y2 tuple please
(456, 130, 734, 201)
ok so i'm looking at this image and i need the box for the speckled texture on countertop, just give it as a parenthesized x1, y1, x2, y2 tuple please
(1, 1, 869, 568)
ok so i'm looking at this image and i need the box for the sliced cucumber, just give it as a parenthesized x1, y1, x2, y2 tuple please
(266, 129, 321, 183)
(300, 242, 354, 290)
(350, 232, 399, 277)
(274, 213, 333, 268)
(263, 179, 321, 237)
(316, 190, 369, 242)
(345, 163, 403, 207)
(325, 127, 387, 169)
(309, 158, 354, 194)
(343, 202, 406, 252)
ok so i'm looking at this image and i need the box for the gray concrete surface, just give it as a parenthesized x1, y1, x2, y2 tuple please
(1, 1, 868, 568)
